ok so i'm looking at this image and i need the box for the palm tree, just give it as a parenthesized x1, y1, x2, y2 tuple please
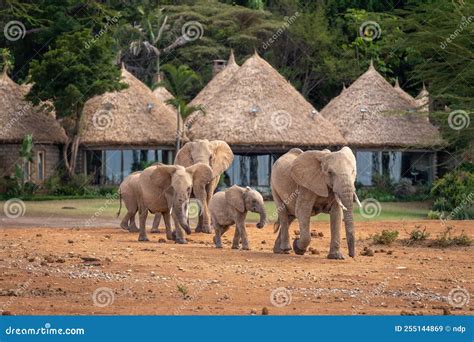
(157, 64, 203, 150)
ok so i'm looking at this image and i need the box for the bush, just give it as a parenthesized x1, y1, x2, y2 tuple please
(44, 172, 96, 196)
(431, 226, 472, 247)
(394, 178, 416, 198)
(405, 225, 430, 245)
(372, 229, 399, 245)
(430, 167, 474, 219)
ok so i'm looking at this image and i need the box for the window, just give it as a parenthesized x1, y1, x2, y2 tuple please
(23, 161, 31, 182)
(37, 151, 45, 181)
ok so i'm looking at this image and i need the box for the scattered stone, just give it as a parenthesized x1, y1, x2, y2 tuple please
(1, 311, 12, 316)
(28, 257, 35, 262)
(442, 307, 451, 315)
(387, 250, 393, 255)
(68, 240, 74, 244)
(261, 240, 266, 244)
(318, 232, 324, 237)
(361, 247, 374, 257)
(158, 238, 166, 243)
(262, 307, 269, 315)
(308, 247, 320, 255)
(250, 309, 257, 315)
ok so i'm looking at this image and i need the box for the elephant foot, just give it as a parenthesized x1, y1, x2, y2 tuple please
(129, 226, 139, 233)
(231, 245, 239, 250)
(138, 235, 149, 242)
(327, 251, 345, 260)
(242, 246, 250, 251)
(196, 225, 212, 234)
(213, 236, 223, 248)
(150, 228, 160, 234)
(273, 244, 291, 254)
(175, 238, 188, 244)
(170, 231, 177, 241)
(292, 239, 306, 255)
(120, 224, 129, 231)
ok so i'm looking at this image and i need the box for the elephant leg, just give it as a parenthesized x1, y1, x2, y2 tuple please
(173, 215, 187, 244)
(120, 211, 132, 231)
(234, 214, 249, 250)
(327, 204, 344, 260)
(231, 225, 241, 249)
(163, 212, 174, 240)
(138, 209, 149, 242)
(213, 224, 223, 248)
(128, 211, 139, 232)
(150, 213, 161, 233)
(272, 192, 291, 254)
(293, 192, 315, 255)
(194, 184, 213, 234)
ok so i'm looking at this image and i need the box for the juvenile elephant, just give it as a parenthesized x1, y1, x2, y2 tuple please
(209, 185, 266, 250)
(271, 147, 361, 259)
(137, 163, 213, 244)
(174, 139, 234, 234)
(117, 171, 160, 233)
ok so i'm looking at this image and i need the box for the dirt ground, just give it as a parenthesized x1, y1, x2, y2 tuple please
(0, 220, 472, 315)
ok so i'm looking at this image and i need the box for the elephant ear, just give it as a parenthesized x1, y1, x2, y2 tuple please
(209, 140, 234, 176)
(186, 163, 214, 191)
(225, 185, 245, 213)
(150, 165, 177, 190)
(290, 151, 331, 197)
(174, 142, 195, 167)
(339, 146, 356, 167)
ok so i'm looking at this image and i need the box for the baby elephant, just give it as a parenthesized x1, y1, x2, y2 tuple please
(209, 185, 266, 250)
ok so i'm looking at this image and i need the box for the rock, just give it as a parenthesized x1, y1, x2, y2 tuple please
(250, 309, 257, 315)
(361, 247, 374, 257)
(158, 238, 166, 243)
(1, 311, 12, 315)
(442, 307, 451, 315)
(261, 307, 269, 315)
(68, 240, 74, 244)
(318, 232, 324, 237)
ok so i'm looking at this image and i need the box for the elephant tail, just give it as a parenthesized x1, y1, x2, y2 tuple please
(273, 217, 280, 233)
(116, 190, 122, 218)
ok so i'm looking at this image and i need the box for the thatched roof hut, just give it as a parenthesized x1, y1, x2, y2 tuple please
(393, 78, 417, 105)
(80, 65, 178, 147)
(153, 85, 176, 113)
(186, 53, 346, 150)
(320, 62, 444, 149)
(190, 50, 240, 107)
(0, 70, 67, 144)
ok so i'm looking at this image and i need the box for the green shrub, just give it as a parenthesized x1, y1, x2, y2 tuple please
(394, 178, 416, 198)
(372, 229, 399, 245)
(405, 225, 430, 245)
(44, 172, 96, 196)
(431, 226, 472, 247)
(431, 168, 474, 219)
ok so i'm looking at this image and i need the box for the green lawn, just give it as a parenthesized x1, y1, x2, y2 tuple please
(0, 198, 431, 222)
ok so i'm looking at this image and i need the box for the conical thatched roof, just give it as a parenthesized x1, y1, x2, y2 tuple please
(0, 70, 67, 144)
(320, 63, 444, 148)
(393, 78, 416, 105)
(185, 53, 346, 148)
(153, 86, 176, 112)
(189, 50, 240, 107)
(80, 66, 178, 147)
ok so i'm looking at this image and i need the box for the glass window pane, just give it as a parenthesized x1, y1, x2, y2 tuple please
(37, 152, 44, 180)
(104, 150, 122, 184)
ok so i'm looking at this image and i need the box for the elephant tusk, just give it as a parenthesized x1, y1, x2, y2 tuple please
(354, 193, 362, 207)
(334, 194, 347, 211)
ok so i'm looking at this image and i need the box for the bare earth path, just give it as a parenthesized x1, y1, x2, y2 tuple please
(0, 220, 472, 315)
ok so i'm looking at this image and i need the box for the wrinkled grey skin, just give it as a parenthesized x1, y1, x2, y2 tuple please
(209, 185, 266, 250)
(117, 171, 161, 233)
(137, 163, 213, 244)
(174, 139, 234, 234)
(271, 147, 359, 259)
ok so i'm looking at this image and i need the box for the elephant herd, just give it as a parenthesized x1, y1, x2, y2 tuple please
(117, 139, 360, 259)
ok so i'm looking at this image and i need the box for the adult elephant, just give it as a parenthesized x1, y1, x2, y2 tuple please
(174, 139, 234, 233)
(271, 147, 361, 259)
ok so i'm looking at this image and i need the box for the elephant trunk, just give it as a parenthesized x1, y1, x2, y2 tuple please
(174, 202, 192, 235)
(256, 204, 266, 229)
(341, 192, 355, 258)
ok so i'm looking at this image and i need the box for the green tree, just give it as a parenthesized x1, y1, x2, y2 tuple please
(27, 29, 126, 176)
